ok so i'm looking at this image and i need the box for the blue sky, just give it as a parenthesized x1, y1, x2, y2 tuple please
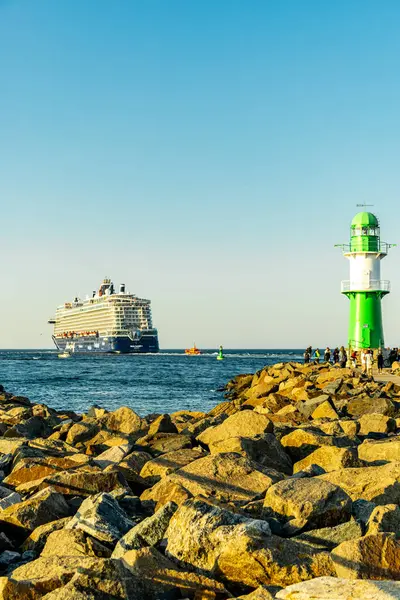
(1, 0, 400, 348)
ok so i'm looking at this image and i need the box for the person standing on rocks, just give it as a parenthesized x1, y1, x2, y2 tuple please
(377, 348, 384, 373)
(339, 346, 347, 368)
(360, 349, 367, 374)
(333, 347, 339, 363)
(351, 349, 357, 368)
(314, 348, 320, 364)
(324, 347, 331, 363)
(365, 349, 373, 377)
(303, 347, 311, 364)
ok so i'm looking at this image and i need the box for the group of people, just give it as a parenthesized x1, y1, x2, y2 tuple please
(304, 346, 347, 367)
(304, 345, 399, 375)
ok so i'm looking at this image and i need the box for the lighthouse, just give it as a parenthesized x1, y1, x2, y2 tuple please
(337, 211, 394, 350)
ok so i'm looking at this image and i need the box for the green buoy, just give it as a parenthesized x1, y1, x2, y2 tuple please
(217, 345, 224, 360)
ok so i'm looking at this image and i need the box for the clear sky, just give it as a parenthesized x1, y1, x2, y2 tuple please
(1, 0, 400, 349)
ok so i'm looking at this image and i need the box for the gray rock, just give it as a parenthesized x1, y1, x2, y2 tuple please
(112, 500, 178, 558)
(352, 499, 376, 526)
(0, 488, 21, 511)
(66, 492, 134, 544)
(92, 444, 131, 469)
(0, 550, 20, 566)
(366, 504, 400, 536)
(296, 519, 362, 549)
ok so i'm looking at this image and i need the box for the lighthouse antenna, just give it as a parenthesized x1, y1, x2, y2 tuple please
(356, 203, 374, 208)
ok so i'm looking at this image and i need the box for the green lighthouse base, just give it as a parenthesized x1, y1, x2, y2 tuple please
(344, 291, 388, 349)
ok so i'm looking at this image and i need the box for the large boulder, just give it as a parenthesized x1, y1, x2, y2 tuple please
(358, 413, 397, 437)
(293, 446, 360, 474)
(14, 465, 127, 497)
(331, 532, 400, 579)
(208, 434, 292, 475)
(0, 486, 69, 532)
(148, 414, 178, 436)
(140, 447, 206, 483)
(264, 478, 352, 531)
(366, 504, 400, 536)
(65, 420, 99, 446)
(347, 397, 395, 418)
(0, 556, 137, 599)
(100, 406, 144, 437)
(358, 438, 400, 464)
(275, 576, 400, 599)
(318, 462, 400, 504)
(141, 452, 284, 506)
(197, 411, 273, 447)
(3, 455, 87, 487)
(41, 528, 111, 558)
(66, 492, 134, 544)
(122, 546, 230, 600)
(21, 517, 72, 552)
(295, 519, 362, 549)
(112, 501, 178, 558)
(280, 429, 358, 462)
(166, 497, 334, 588)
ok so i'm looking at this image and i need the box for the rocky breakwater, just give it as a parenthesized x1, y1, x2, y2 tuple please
(0, 364, 398, 599)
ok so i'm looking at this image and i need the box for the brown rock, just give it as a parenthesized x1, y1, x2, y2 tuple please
(0, 486, 69, 532)
(318, 462, 400, 503)
(280, 428, 358, 462)
(140, 447, 206, 483)
(92, 443, 131, 469)
(166, 497, 334, 589)
(136, 433, 193, 455)
(275, 576, 400, 599)
(21, 517, 72, 552)
(146, 452, 284, 506)
(123, 545, 230, 599)
(264, 477, 351, 530)
(100, 406, 144, 437)
(208, 434, 292, 475)
(358, 413, 397, 436)
(3, 455, 86, 487)
(347, 397, 395, 418)
(140, 477, 191, 509)
(311, 401, 339, 421)
(332, 532, 400, 579)
(65, 420, 99, 446)
(244, 393, 291, 412)
(293, 446, 360, 474)
(15, 465, 127, 496)
(197, 411, 273, 447)
(358, 438, 400, 464)
(148, 414, 178, 436)
(236, 586, 276, 600)
(41, 528, 111, 558)
(366, 504, 400, 535)
(0, 556, 137, 599)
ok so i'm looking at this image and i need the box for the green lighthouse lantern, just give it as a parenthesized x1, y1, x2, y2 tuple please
(336, 211, 394, 350)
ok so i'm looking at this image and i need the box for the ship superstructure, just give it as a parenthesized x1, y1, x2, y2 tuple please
(48, 278, 159, 353)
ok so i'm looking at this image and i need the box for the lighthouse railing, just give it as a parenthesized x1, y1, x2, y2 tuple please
(341, 280, 391, 293)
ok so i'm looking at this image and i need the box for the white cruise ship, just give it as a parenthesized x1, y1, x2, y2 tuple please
(48, 278, 159, 353)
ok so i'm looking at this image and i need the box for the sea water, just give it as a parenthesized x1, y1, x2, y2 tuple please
(0, 349, 303, 416)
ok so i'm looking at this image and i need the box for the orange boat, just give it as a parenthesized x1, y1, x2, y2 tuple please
(185, 343, 201, 355)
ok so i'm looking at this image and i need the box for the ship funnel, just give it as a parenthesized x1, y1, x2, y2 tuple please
(92, 291, 96, 298)
(120, 284, 125, 293)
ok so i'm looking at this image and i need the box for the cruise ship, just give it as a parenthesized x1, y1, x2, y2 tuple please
(48, 278, 159, 354)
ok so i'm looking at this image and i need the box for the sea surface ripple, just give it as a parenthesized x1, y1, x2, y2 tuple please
(0, 349, 303, 416)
